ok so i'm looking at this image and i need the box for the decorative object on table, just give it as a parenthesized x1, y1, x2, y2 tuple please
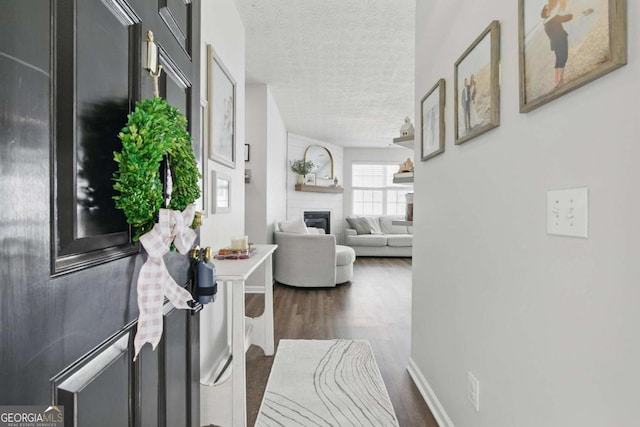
(191, 246, 217, 305)
(305, 173, 316, 186)
(454, 20, 500, 145)
(399, 116, 415, 136)
(420, 78, 446, 161)
(113, 33, 202, 360)
(256, 339, 399, 426)
(244, 143, 250, 162)
(518, 0, 627, 113)
(210, 170, 231, 214)
(289, 159, 315, 185)
(207, 44, 236, 168)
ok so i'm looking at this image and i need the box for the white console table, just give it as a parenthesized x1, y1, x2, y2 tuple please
(200, 244, 277, 427)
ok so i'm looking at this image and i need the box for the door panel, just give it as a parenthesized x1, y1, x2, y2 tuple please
(0, 0, 202, 425)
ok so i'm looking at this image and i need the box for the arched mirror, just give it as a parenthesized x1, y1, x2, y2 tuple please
(304, 145, 334, 181)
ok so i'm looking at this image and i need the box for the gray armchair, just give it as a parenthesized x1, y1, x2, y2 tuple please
(273, 224, 355, 288)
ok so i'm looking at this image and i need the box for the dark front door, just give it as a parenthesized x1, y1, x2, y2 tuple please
(0, 1, 202, 426)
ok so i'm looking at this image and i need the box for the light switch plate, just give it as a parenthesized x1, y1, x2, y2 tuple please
(547, 187, 588, 238)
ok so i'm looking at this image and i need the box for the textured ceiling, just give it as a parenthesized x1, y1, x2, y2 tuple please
(233, 0, 415, 147)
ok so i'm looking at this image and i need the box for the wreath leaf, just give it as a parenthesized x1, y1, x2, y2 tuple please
(113, 97, 201, 241)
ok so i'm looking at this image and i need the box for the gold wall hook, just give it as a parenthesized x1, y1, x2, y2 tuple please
(189, 245, 200, 261)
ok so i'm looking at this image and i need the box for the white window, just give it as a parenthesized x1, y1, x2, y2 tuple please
(351, 163, 413, 216)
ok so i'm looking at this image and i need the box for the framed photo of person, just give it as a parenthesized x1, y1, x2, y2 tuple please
(420, 78, 446, 161)
(454, 20, 501, 145)
(207, 45, 236, 168)
(518, 0, 627, 113)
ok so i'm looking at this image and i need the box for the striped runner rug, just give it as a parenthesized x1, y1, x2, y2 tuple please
(256, 339, 399, 426)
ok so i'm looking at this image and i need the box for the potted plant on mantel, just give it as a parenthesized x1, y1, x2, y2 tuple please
(289, 159, 315, 185)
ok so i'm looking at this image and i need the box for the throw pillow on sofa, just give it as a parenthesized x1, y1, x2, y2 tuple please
(278, 218, 308, 234)
(345, 217, 373, 235)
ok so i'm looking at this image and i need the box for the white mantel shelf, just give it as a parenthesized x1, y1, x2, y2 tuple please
(294, 184, 343, 193)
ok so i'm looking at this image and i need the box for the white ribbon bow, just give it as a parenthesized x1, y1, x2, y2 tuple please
(133, 204, 197, 360)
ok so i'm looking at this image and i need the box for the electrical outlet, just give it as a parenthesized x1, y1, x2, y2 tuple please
(467, 371, 480, 411)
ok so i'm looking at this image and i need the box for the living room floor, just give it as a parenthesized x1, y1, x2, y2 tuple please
(245, 257, 438, 427)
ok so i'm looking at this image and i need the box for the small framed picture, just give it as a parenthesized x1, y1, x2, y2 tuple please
(211, 170, 231, 214)
(305, 173, 316, 186)
(244, 144, 250, 162)
(454, 20, 501, 145)
(420, 78, 446, 161)
(518, 0, 627, 113)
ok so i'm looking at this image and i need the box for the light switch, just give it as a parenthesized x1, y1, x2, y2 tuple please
(547, 187, 588, 238)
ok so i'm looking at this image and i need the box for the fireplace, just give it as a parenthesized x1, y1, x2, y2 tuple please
(304, 211, 331, 234)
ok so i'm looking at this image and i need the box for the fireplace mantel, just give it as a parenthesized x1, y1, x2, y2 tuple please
(294, 184, 343, 193)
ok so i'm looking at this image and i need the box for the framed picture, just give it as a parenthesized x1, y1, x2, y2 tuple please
(305, 173, 316, 186)
(244, 144, 250, 162)
(519, 0, 627, 113)
(211, 170, 231, 214)
(454, 20, 501, 145)
(198, 98, 208, 217)
(207, 45, 236, 168)
(420, 78, 446, 161)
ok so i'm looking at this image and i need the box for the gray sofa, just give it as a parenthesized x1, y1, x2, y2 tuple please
(345, 216, 412, 257)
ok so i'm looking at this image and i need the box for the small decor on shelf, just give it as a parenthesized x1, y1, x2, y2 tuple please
(398, 157, 414, 173)
(290, 159, 315, 184)
(399, 117, 415, 136)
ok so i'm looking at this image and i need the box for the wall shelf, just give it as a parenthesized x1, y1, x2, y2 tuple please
(294, 184, 343, 193)
(392, 174, 414, 184)
(393, 135, 414, 149)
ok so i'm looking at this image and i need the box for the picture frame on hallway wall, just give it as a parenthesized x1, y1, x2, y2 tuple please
(207, 44, 236, 168)
(420, 78, 446, 161)
(454, 20, 501, 145)
(518, 0, 627, 113)
(211, 170, 231, 214)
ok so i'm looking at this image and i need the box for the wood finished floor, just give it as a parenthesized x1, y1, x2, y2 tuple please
(244, 257, 438, 427)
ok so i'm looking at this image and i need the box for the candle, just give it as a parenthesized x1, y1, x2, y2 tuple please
(231, 236, 243, 250)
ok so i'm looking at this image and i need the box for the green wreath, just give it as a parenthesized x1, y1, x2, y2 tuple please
(113, 97, 201, 241)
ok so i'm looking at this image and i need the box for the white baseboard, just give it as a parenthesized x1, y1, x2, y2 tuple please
(407, 358, 455, 427)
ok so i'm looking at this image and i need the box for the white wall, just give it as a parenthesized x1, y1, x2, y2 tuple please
(343, 147, 414, 218)
(411, 2, 640, 427)
(245, 84, 268, 243)
(245, 84, 287, 244)
(244, 83, 287, 288)
(199, 0, 245, 387)
(287, 133, 344, 243)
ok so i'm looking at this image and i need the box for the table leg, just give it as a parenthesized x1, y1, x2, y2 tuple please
(231, 279, 247, 427)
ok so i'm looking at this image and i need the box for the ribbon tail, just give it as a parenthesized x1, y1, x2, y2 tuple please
(163, 274, 195, 310)
(133, 257, 167, 361)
